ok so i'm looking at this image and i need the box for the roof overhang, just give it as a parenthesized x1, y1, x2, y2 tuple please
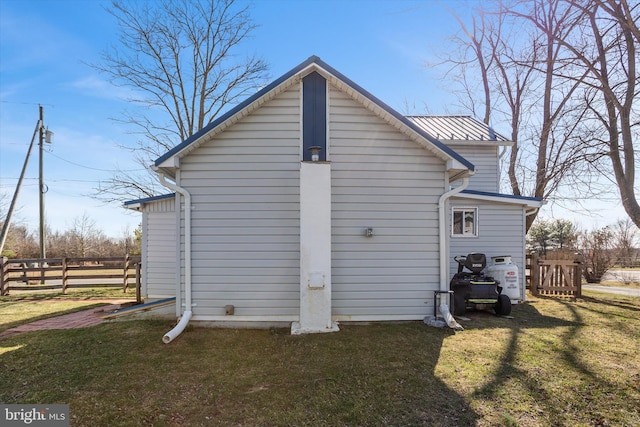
(123, 193, 176, 211)
(454, 189, 544, 209)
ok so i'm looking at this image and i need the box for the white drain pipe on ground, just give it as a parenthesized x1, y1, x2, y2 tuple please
(154, 171, 193, 343)
(437, 178, 469, 331)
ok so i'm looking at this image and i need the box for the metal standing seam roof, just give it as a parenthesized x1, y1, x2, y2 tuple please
(154, 56, 475, 173)
(406, 116, 510, 143)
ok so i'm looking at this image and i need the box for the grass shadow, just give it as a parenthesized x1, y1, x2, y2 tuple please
(0, 321, 479, 426)
(579, 294, 640, 313)
(461, 297, 638, 426)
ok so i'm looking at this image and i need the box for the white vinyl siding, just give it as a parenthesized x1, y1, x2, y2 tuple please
(177, 84, 301, 319)
(450, 145, 499, 192)
(142, 197, 177, 299)
(448, 198, 526, 291)
(329, 86, 445, 320)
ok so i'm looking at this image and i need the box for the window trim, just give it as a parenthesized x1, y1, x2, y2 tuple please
(451, 207, 478, 238)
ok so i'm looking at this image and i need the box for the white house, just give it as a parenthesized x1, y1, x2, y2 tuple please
(124, 56, 542, 341)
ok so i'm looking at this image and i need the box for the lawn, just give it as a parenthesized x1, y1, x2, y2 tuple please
(0, 291, 638, 427)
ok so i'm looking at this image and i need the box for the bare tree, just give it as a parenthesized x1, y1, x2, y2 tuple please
(611, 218, 639, 267)
(446, 9, 495, 125)
(561, 0, 639, 228)
(511, 0, 639, 226)
(579, 225, 615, 283)
(436, 1, 591, 230)
(436, 0, 638, 229)
(68, 214, 105, 258)
(93, 0, 268, 202)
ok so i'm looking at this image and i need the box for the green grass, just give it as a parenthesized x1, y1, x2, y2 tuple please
(0, 291, 638, 427)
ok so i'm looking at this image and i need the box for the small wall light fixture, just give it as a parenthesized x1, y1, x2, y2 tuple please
(365, 228, 374, 237)
(308, 145, 322, 162)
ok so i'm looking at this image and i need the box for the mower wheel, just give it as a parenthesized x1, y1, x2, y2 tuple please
(453, 292, 466, 316)
(495, 294, 512, 316)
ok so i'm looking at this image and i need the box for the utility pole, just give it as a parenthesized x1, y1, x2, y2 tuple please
(38, 105, 47, 259)
(0, 105, 52, 259)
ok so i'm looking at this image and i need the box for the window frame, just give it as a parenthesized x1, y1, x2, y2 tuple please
(451, 207, 479, 238)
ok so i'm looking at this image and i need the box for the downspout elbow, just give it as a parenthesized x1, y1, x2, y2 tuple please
(162, 311, 192, 343)
(440, 301, 464, 331)
(526, 207, 540, 216)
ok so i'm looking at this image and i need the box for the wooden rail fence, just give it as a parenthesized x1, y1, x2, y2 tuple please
(0, 255, 141, 297)
(526, 253, 582, 298)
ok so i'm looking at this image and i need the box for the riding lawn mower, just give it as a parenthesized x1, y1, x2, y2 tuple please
(450, 253, 512, 316)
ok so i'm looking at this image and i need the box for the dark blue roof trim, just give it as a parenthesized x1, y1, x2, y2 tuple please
(154, 55, 474, 172)
(124, 193, 176, 206)
(460, 189, 543, 202)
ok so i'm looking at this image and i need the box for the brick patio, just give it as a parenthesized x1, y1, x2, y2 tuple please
(0, 300, 131, 340)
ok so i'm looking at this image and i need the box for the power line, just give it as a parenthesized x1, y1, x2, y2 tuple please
(0, 101, 55, 107)
(44, 150, 146, 172)
(0, 177, 99, 184)
(46, 188, 93, 198)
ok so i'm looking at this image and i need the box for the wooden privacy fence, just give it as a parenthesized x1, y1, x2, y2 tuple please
(526, 253, 582, 298)
(0, 255, 141, 297)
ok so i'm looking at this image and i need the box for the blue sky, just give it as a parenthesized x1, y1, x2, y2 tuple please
(0, 0, 626, 238)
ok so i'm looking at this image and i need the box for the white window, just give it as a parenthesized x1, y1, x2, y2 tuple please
(452, 207, 478, 237)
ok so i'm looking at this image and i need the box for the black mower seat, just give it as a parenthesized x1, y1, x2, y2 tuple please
(464, 253, 487, 274)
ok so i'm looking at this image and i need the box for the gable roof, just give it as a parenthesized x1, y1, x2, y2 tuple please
(407, 116, 512, 145)
(154, 56, 475, 179)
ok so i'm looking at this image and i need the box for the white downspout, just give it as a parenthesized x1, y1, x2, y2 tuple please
(438, 177, 470, 331)
(154, 171, 193, 343)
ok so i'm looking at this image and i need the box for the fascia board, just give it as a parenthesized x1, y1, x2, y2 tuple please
(123, 203, 141, 211)
(454, 191, 544, 208)
(123, 193, 176, 211)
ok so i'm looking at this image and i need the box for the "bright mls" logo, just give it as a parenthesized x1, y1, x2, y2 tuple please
(1, 405, 69, 426)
